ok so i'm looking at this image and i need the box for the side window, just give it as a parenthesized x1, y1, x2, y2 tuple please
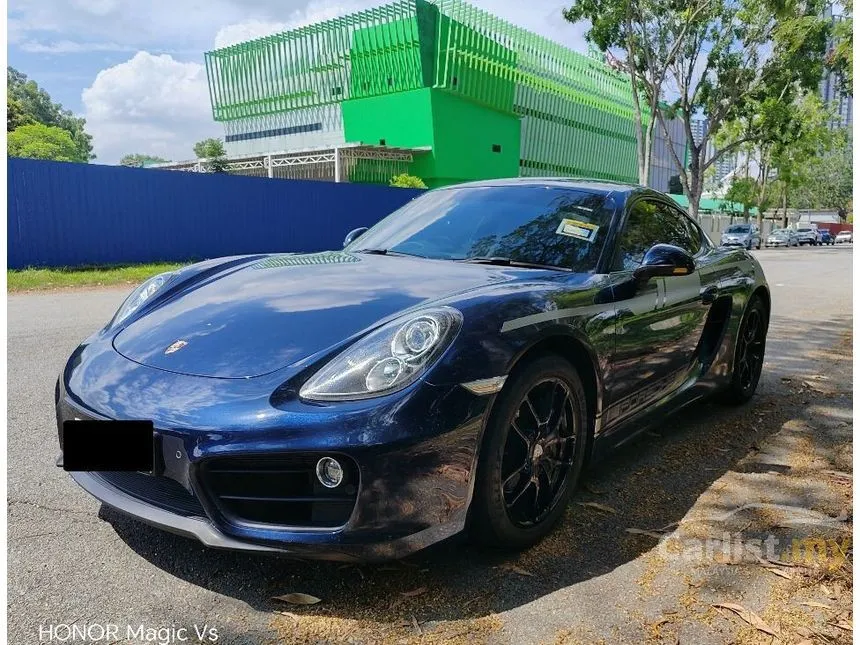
(615, 200, 699, 271)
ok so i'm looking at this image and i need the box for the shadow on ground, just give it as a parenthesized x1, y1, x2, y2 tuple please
(99, 313, 852, 633)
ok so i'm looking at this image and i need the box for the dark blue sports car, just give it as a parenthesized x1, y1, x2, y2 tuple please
(56, 179, 770, 561)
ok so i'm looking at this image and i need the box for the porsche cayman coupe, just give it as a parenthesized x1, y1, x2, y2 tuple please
(56, 179, 770, 561)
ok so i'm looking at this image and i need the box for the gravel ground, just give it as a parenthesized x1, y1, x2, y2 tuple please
(7, 246, 853, 644)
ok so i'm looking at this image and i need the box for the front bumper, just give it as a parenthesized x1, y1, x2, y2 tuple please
(57, 344, 493, 561)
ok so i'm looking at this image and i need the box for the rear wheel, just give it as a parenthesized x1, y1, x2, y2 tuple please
(470, 355, 588, 549)
(720, 297, 768, 405)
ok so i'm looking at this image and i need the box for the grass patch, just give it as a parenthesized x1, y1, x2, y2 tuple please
(8, 262, 187, 292)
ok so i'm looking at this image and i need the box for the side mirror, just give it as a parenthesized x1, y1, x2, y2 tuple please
(343, 227, 368, 248)
(633, 244, 695, 283)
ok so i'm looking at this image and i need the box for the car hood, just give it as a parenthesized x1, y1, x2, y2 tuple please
(114, 252, 523, 378)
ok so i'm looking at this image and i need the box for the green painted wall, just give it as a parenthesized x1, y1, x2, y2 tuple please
(342, 87, 519, 187)
(427, 89, 519, 186)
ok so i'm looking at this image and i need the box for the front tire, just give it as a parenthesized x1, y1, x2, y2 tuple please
(470, 355, 589, 550)
(720, 297, 768, 405)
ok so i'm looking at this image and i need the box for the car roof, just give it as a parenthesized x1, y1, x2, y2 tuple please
(434, 177, 644, 196)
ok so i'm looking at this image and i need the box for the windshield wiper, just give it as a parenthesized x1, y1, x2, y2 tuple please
(353, 248, 428, 259)
(457, 256, 571, 272)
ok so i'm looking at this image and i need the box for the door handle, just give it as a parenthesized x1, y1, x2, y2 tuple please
(700, 285, 719, 304)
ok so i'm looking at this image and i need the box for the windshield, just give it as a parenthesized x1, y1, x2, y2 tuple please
(348, 185, 614, 272)
(770, 229, 787, 235)
(725, 225, 750, 233)
(798, 228, 813, 233)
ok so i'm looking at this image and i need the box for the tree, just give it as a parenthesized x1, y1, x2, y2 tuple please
(8, 123, 81, 161)
(193, 138, 228, 173)
(389, 173, 427, 189)
(725, 178, 758, 220)
(563, 0, 711, 186)
(120, 153, 170, 168)
(7, 67, 94, 161)
(828, 0, 852, 95)
(646, 0, 828, 220)
(7, 97, 33, 132)
(790, 127, 852, 218)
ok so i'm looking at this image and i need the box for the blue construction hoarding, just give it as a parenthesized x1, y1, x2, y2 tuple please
(7, 158, 422, 269)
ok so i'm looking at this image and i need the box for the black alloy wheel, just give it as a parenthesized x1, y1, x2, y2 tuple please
(501, 377, 576, 528)
(720, 297, 768, 405)
(470, 355, 588, 549)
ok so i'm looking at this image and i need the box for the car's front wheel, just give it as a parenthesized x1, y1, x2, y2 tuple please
(470, 355, 588, 550)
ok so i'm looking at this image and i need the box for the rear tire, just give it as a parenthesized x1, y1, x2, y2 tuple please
(720, 297, 768, 405)
(470, 355, 589, 550)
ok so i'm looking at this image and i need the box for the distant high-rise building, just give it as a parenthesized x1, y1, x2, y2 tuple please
(821, 4, 852, 129)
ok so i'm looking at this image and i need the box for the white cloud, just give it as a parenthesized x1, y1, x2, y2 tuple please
(82, 52, 219, 164)
(213, 2, 366, 48)
(19, 40, 134, 54)
(213, 20, 291, 49)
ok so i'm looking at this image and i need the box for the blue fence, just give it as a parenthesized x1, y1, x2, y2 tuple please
(7, 158, 423, 269)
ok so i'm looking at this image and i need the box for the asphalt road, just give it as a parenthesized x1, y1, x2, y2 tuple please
(7, 245, 853, 644)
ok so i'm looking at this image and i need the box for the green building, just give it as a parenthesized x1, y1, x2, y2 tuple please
(203, 0, 643, 187)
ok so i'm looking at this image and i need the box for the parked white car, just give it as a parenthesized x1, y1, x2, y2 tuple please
(835, 230, 853, 243)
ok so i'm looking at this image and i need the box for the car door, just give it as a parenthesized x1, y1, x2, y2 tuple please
(602, 197, 718, 428)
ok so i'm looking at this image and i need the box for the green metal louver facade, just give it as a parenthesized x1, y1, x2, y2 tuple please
(204, 0, 641, 186)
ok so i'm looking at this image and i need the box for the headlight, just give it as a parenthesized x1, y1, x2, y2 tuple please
(108, 271, 175, 328)
(299, 307, 462, 401)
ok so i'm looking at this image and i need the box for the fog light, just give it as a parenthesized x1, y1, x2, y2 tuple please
(315, 457, 344, 488)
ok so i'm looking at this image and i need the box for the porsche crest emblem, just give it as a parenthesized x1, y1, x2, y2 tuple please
(164, 340, 188, 355)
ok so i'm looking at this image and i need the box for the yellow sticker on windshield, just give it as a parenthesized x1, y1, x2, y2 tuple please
(556, 218, 599, 242)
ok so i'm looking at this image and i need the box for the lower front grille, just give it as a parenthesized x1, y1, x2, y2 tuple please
(199, 454, 359, 529)
(96, 471, 206, 517)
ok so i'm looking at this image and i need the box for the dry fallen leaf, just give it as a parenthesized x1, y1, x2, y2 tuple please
(713, 603, 780, 637)
(498, 563, 536, 577)
(762, 566, 793, 580)
(800, 601, 832, 610)
(272, 593, 322, 605)
(401, 586, 428, 598)
(829, 621, 853, 632)
(578, 502, 618, 514)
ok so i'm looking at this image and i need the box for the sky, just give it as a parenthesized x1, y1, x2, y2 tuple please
(7, 0, 590, 165)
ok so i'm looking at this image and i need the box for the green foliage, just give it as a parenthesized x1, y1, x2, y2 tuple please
(120, 154, 170, 168)
(389, 173, 427, 189)
(7, 97, 33, 132)
(828, 0, 852, 95)
(789, 127, 853, 217)
(7, 67, 93, 161)
(725, 178, 758, 215)
(193, 138, 228, 173)
(8, 123, 81, 162)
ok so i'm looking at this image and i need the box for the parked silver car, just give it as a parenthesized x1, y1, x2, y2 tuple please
(766, 228, 799, 247)
(795, 226, 821, 246)
(721, 223, 761, 250)
(835, 230, 853, 243)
